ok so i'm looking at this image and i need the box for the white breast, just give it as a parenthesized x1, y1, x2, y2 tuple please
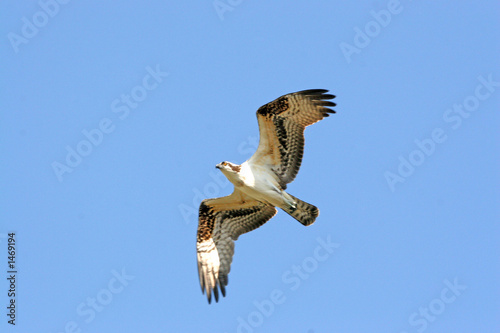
(239, 161, 283, 203)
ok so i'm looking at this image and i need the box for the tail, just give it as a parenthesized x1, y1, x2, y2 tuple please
(282, 194, 319, 226)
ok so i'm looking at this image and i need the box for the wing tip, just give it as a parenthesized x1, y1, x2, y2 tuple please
(298, 89, 337, 115)
(257, 89, 337, 117)
(201, 273, 228, 305)
(298, 88, 329, 95)
(296, 89, 337, 114)
(296, 89, 335, 99)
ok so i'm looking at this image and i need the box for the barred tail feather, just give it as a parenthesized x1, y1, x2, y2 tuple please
(283, 194, 319, 226)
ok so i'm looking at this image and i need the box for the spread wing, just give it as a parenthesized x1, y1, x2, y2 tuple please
(196, 189, 277, 304)
(248, 89, 336, 189)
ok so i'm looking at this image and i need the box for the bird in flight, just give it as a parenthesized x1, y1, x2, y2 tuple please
(196, 89, 336, 303)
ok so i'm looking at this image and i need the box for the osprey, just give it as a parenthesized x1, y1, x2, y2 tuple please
(196, 89, 336, 303)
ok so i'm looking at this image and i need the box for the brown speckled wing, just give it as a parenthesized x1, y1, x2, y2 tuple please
(249, 89, 336, 189)
(196, 190, 277, 304)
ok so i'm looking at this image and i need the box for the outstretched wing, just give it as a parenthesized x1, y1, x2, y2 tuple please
(248, 89, 336, 189)
(196, 189, 277, 304)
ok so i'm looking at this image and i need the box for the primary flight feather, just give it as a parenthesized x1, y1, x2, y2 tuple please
(196, 89, 336, 303)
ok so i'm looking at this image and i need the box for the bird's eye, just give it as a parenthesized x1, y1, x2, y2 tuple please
(222, 162, 227, 166)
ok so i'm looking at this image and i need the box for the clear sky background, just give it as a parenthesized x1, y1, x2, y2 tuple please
(1, 1, 499, 332)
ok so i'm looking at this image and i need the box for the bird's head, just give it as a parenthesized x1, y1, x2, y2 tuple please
(216, 161, 241, 174)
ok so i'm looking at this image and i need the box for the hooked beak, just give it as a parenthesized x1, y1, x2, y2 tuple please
(215, 163, 222, 169)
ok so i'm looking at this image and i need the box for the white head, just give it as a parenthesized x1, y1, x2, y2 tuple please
(215, 161, 241, 174)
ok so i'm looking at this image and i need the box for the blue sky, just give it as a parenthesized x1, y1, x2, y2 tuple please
(1, 1, 499, 332)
